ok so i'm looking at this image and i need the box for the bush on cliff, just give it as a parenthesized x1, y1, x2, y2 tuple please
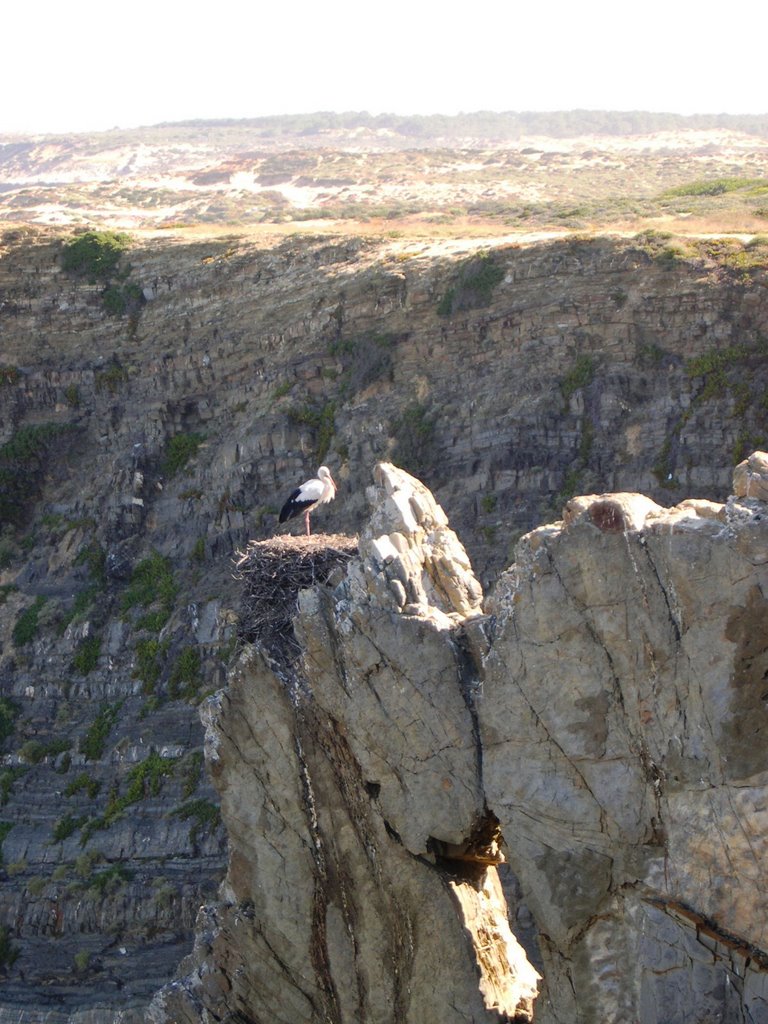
(437, 251, 505, 316)
(0, 423, 77, 530)
(61, 230, 130, 280)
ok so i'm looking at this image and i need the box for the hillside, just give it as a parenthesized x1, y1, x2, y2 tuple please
(1, 110, 767, 234)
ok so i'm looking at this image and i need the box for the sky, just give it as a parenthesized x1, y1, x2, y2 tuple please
(3, 0, 766, 135)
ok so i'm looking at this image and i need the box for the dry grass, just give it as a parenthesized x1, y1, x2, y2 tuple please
(5, 125, 767, 240)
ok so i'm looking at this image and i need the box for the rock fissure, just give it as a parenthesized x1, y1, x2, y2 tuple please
(636, 533, 684, 643)
(645, 897, 768, 973)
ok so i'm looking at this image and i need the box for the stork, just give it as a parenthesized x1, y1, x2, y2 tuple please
(279, 466, 337, 536)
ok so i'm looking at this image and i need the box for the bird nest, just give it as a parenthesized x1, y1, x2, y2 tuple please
(233, 534, 358, 664)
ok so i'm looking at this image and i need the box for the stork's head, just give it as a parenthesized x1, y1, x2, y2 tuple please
(317, 465, 337, 498)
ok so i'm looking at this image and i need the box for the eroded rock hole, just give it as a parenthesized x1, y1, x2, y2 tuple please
(589, 498, 627, 533)
(428, 808, 505, 885)
(429, 811, 541, 1022)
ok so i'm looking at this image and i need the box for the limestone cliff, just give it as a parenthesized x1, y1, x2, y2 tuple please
(0, 225, 767, 1020)
(151, 458, 768, 1024)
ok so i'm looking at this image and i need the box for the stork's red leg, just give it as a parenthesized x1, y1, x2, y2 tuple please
(305, 510, 311, 536)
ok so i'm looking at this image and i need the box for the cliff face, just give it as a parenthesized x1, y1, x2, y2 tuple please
(1, 226, 766, 580)
(152, 458, 768, 1024)
(0, 225, 766, 1020)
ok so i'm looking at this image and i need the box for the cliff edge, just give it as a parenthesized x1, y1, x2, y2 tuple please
(150, 453, 768, 1024)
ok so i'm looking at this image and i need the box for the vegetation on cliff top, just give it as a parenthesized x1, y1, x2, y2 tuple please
(437, 252, 505, 316)
(61, 231, 130, 280)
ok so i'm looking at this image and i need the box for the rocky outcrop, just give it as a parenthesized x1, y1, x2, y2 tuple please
(483, 455, 768, 1023)
(152, 456, 768, 1024)
(150, 465, 539, 1023)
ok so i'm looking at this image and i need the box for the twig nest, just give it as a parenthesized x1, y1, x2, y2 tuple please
(233, 534, 358, 662)
(562, 493, 662, 533)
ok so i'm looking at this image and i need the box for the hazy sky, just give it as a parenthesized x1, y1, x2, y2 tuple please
(3, 0, 766, 134)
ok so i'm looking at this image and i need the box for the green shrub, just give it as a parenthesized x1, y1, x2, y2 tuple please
(125, 750, 175, 801)
(73, 950, 90, 972)
(80, 701, 123, 761)
(168, 647, 202, 701)
(88, 863, 133, 896)
(27, 876, 46, 897)
(74, 851, 102, 879)
(68, 584, 100, 621)
(393, 403, 436, 475)
(61, 231, 130, 280)
(18, 740, 52, 764)
(71, 635, 101, 675)
(480, 494, 497, 514)
(0, 424, 74, 530)
(81, 751, 177, 844)
(64, 773, 101, 799)
(52, 814, 87, 842)
(75, 541, 107, 584)
(0, 698, 19, 746)
(331, 332, 399, 395)
(102, 286, 126, 315)
(12, 596, 47, 647)
(94, 363, 128, 394)
(0, 820, 13, 863)
(651, 436, 680, 489)
(163, 433, 205, 477)
(287, 403, 336, 462)
(0, 767, 26, 806)
(732, 430, 765, 465)
(0, 926, 19, 970)
(437, 252, 505, 315)
(662, 177, 767, 199)
(560, 355, 595, 403)
(10, 399, 51, 453)
(686, 344, 750, 380)
(122, 551, 178, 629)
(102, 281, 144, 317)
(134, 638, 169, 693)
(392, 403, 437, 476)
(172, 798, 221, 846)
(190, 537, 206, 564)
(579, 416, 594, 461)
(181, 750, 204, 798)
(436, 289, 455, 316)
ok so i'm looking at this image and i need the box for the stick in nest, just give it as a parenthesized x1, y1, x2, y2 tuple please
(233, 534, 358, 664)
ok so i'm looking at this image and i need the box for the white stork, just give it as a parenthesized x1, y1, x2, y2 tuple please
(279, 466, 337, 536)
